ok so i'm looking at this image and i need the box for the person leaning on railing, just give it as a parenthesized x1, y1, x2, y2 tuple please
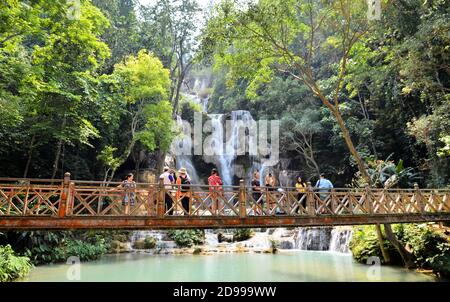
(251, 170, 263, 215)
(160, 167, 175, 215)
(176, 167, 191, 215)
(295, 175, 307, 213)
(116, 173, 136, 215)
(315, 173, 333, 201)
(208, 168, 223, 215)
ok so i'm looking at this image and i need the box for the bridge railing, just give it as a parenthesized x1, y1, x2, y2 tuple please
(1, 174, 449, 218)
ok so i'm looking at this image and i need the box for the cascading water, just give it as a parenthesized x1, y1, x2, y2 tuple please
(329, 228, 353, 253)
(205, 110, 256, 186)
(173, 115, 201, 184)
(294, 227, 353, 253)
(295, 227, 333, 251)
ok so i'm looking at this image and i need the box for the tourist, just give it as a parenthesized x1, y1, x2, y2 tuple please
(295, 176, 307, 213)
(251, 170, 262, 215)
(265, 172, 276, 211)
(169, 168, 176, 184)
(160, 167, 174, 215)
(208, 168, 223, 215)
(265, 172, 276, 191)
(315, 173, 333, 201)
(119, 173, 136, 215)
(176, 167, 191, 215)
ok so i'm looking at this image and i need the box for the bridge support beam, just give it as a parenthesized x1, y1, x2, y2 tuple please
(1, 214, 448, 230)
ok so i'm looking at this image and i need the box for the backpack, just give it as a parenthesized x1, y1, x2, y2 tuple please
(179, 176, 191, 192)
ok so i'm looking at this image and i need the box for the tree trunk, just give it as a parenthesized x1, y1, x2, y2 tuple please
(384, 224, 415, 268)
(51, 116, 67, 180)
(51, 140, 63, 180)
(171, 75, 184, 116)
(23, 134, 36, 178)
(375, 223, 390, 264)
(156, 149, 166, 175)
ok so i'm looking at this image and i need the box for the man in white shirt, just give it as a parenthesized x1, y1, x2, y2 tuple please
(160, 167, 174, 215)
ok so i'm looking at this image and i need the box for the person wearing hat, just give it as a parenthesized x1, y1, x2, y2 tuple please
(160, 167, 175, 215)
(176, 167, 191, 215)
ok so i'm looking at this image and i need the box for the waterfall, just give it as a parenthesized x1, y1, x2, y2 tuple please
(295, 227, 333, 251)
(205, 110, 256, 186)
(294, 227, 353, 253)
(205, 229, 219, 246)
(173, 115, 201, 184)
(329, 228, 353, 253)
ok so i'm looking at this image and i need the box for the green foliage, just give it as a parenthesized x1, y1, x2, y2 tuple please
(233, 228, 254, 242)
(2, 230, 116, 265)
(395, 224, 450, 278)
(350, 224, 450, 278)
(144, 236, 157, 249)
(349, 225, 395, 264)
(168, 229, 205, 248)
(353, 155, 421, 188)
(0, 245, 32, 282)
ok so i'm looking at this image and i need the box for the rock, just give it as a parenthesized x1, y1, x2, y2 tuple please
(132, 240, 146, 250)
(280, 240, 294, 249)
(110, 240, 132, 253)
(218, 233, 233, 243)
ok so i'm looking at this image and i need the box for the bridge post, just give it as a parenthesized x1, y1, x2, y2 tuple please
(414, 183, 425, 213)
(157, 177, 165, 218)
(330, 188, 336, 214)
(306, 182, 315, 216)
(239, 179, 246, 218)
(365, 185, 373, 214)
(58, 172, 70, 218)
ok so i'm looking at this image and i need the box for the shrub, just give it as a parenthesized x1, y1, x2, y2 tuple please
(349, 225, 398, 264)
(396, 224, 450, 278)
(168, 230, 204, 248)
(350, 224, 450, 278)
(0, 245, 32, 282)
(3, 230, 110, 264)
(233, 228, 254, 242)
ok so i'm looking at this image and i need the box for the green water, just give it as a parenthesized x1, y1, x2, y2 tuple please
(22, 251, 435, 282)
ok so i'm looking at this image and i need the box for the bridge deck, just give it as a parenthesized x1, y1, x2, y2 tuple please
(0, 174, 449, 229)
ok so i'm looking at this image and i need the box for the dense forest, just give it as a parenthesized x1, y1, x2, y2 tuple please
(0, 0, 448, 189)
(0, 0, 449, 282)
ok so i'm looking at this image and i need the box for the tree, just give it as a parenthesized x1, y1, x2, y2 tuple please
(98, 50, 174, 181)
(139, 0, 201, 115)
(201, 0, 414, 265)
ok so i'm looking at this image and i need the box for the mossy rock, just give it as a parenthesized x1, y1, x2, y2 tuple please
(132, 237, 157, 249)
(144, 236, 157, 249)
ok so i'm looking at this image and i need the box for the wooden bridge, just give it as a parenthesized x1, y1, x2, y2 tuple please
(0, 173, 449, 230)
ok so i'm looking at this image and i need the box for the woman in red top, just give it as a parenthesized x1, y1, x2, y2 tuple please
(208, 168, 223, 215)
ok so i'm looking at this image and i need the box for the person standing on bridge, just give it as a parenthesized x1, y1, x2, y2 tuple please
(295, 176, 307, 213)
(160, 167, 175, 215)
(208, 168, 223, 215)
(315, 173, 333, 201)
(251, 170, 263, 215)
(265, 172, 276, 211)
(176, 167, 191, 215)
(119, 173, 136, 215)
